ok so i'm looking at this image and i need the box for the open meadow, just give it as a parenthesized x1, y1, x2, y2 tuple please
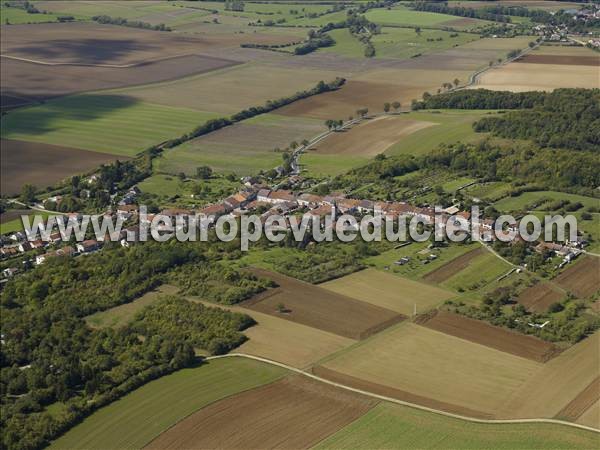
(365, 5, 491, 30)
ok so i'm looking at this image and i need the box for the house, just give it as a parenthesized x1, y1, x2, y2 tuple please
(18, 242, 32, 253)
(336, 198, 361, 214)
(0, 247, 18, 258)
(223, 196, 242, 210)
(256, 189, 272, 203)
(199, 203, 229, 219)
(2, 267, 19, 278)
(297, 193, 324, 208)
(76, 239, 100, 253)
(535, 242, 570, 256)
(30, 240, 45, 249)
(116, 204, 138, 219)
(160, 208, 193, 218)
(305, 205, 335, 218)
(49, 232, 62, 243)
(35, 246, 76, 265)
(268, 190, 296, 204)
(357, 200, 374, 214)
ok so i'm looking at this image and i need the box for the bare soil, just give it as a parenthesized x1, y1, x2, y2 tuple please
(517, 282, 564, 313)
(312, 366, 493, 419)
(556, 377, 600, 421)
(422, 247, 485, 283)
(516, 54, 600, 66)
(1, 139, 123, 195)
(242, 268, 406, 340)
(144, 375, 376, 450)
(555, 257, 600, 299)
(418, 310, 560, 363)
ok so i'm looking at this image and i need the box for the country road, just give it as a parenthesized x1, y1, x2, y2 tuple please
(207, 353, 600, 434)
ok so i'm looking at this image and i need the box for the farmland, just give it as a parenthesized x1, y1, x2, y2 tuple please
(439, 249, 513, 292)
(49, 357, 287, 450)
(494, 190, 599, 212)
(1, 139, 122, 195)
(365, 5, 490, 30)
(554, 257, 600, 299)
(145, 375, 376, 450)
(316, 402, 600, 450)
(517, 282, 565, 313)
(1, 94, 218, 155)
(243, 268, 405, 340)
(319, 322, 542, 417)
(423, 247, 486, 283)
(321, 268, 454, 316)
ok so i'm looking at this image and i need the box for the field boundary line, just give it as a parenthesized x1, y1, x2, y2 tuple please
(207, 353, 600, 434)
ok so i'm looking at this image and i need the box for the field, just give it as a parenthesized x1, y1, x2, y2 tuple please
(517, 282, 565, 313)
(49, 357, 287, 450)
(85, 285, 180, 329)
(0, 209, 57, 235)
(494, 190, 599, 212)
(319, 322, 542, 417)
(319, 29, 366, 59)
(497, 332, 600, 420)
(556, 377, 600, 422)
(1, 6, 65, 24)
(316, 402, 600, 450)
(473, 45, 598, 92)
(157, 113, 325, 176)
(365, 5, 490, 30)
(190, 298, 354, 369)
(243, 268, 405, 340)
(1, 94, 218, 155)
(418, 310, 560, 363)
(448, 1, 584, 11)
(145, 375, 376, 450)
(423, 247, 486, 283)
(320, 268, 454, 316)
(312, 116, 435, 157)
(554, 257, 600, 299)
(578, 400, 600, 429)
(465, 181, 514, 202)
(1, 139, 122, 195)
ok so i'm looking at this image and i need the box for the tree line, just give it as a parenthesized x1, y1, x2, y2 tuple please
(92, 15, 171, 31)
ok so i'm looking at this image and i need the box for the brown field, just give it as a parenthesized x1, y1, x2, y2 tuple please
(516, 54, 600, 66)
(243, 268, 405, 340)
(418, 310, 560, 363)
(190, 299, 354, 369)
(1, 54, 240, 105)
(144, 375, 376, 450)
(320, 268, 454, 316)
(312, 366, 493, 419)
(0, 209, 32, 224)
(422, 247, 486, 283)
(577, 399, 600, 429)
(517, 282, 564, 313)
(497, 332, 600, 419)
(312, 116, 435, 157)
(321, 323, 542, 417)
(554, 256, 600, 299)
(556, 377, 600, 422)
(1, 139, 123, 195)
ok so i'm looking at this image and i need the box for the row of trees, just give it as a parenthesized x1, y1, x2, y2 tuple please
(92, 15, 171, 31)
(411, 1, 513, 23)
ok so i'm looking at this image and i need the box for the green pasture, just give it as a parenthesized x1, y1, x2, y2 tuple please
(494, 191, 600, 213)
(365, 5, 490, 30)
(319, 28, 365, 58)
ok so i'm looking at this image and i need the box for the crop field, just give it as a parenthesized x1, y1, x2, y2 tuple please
(316, 402, 600, 450)
(320, 268, 454, 316)
(146, 375, 376, 450)
(1, 139, 122, 195)
(85, 285, 180, 329)
(517, 282, 565, 313)
(372, 28, 478, 60)
(494, 190, 599, 212)
(312, 116, 435, 157)
(465, 181, 514, 202)
(319, 322, 542, 417)
(554, 257, 600, 299)
(418, 310, 560, 362)
(440, 250, 512, 292)
(497, 332, 600, 420)
(578, 399, 600, 429)
(115, 63, 338, 114)
(190, 298, 354, 369)
(1, 94, 218, 156)
(242, 268, 405, 340)
(556, 377, 600, 422)
(365, 5, 490, 30)
(473, 45, 598, 92)
(157, 113, 324, 176)
(422, 247, 486, 283)
(49, 357, 287, 450)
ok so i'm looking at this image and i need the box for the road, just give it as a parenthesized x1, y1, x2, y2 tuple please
(207, 353, 600, 434)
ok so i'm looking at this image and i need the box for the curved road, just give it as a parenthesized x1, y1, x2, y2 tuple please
(207, 353, 600, 434)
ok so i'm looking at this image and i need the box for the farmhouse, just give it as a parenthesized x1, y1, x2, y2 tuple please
(76, 240, 100, 254)
(257, 189, 296, 204)
(297, 193, 324, 208)
(200, 203, 229, 218)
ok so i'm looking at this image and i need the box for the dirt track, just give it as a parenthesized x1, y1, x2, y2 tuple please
(144, 375, 376, 450)
(418, 310, 560, 363)
(423, 247, 485, 283)
(243, 268, 405, 340)
(1, 139, 123, 195)
(517, 282, 564, 313)
(557, 377, 600, 422)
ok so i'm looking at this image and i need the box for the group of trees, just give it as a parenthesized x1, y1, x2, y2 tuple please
(4, 1, 39, 13)
(294, 31, 335, 55)
(411, 1, 513, 23)
(92, 15, 171, 31)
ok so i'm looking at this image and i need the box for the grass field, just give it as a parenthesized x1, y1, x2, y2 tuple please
(321, 322, 541, 416)
(366, 5, 490, 30)
(441, 250, 512, 292)
(319, 28, 365, 58)
(1, 6, 66, 24)
(494, 191, 599, 212)
(465, 181, 514, 202)
(137, 174, 238, 206)
(0, 210, 58, 235)
(85, 285, 179, 329)
(1, 94, 217, 156)
(320, 268, 454, 316)
(316, 402, 600, 449)
(49, 357, 287, 450)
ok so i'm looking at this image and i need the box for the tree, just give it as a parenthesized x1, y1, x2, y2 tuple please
(301, 139, 309, 147)
(356, 108, 368, 118)
(290, 141, 298, 150)
(276, 302, 287, 313)
(415, 26, 421, 34)
(422, 92, 432, 101)
(177, 172, 186, 181)
(391, 101, 401, 112)
(325, 119, 334, 130)
(453, 78, 460, 87)
(20, 184, 37, 203)
(196, 166, 213, 179)
(383, 102, 391, 113)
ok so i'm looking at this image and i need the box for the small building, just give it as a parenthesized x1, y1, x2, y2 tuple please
(76, 239, 100, 253)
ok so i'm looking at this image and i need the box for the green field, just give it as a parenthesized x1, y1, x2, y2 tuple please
(0, 211, 59, 235)
(1, 94, 217, 156)
(366, 5, 490, 30)
(442, 250, 512, 292)
(465, 181, 514, 202)
(442, 176, 477, 193)
(0, 6, 66, 24)
(49, 357, 287, 450)
(385, 110, 489, 157)
(372, 27, 478, 60)
(301, 152, 370, 177)
(320, 28, 365, 58)
(137, 173, 239, 205)
(494, 191, 600, 213)
(316, 402, 600, 449)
